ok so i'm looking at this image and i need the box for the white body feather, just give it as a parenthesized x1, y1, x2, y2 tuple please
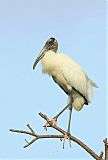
(42, 51, 97, 111)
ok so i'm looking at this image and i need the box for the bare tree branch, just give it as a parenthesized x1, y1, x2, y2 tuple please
(103, 138, 108, 160)
(38, 112, 102, 160)
(27, 124, 35, 134)
(24, 137, 38, 148)
(99, 151, 104, 160)
(10, 112, 105, 160)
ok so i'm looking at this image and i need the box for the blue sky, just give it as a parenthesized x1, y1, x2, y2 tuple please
(0, 0, 107, 159)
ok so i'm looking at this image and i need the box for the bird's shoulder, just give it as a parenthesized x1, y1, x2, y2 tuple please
(56, 53, 83, 69)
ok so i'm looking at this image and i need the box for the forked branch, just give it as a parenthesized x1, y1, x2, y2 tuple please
(10, 112, 105, 160)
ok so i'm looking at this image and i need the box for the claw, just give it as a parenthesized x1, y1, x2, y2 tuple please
(44, 117, 57, 131)
(63, 133, 71, 149)
(49, 117, 57, 126)
(44, 122, 48, 131)
(64, 133, 69, 139)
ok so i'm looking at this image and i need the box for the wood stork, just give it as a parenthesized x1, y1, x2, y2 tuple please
(33, 37, 97, 136)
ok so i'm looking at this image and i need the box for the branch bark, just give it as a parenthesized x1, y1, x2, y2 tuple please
(103, 138, 108, 160)
(10, 112, 104, 160)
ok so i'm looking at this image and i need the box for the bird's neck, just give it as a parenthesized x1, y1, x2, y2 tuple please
(41, 51, 57, 74)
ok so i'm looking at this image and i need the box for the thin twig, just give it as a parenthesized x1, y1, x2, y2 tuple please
(10, 112, 104, 160)
(39, 112, 68, 135)
(103, 138, 108, 160)
(99, 151, 103, 160)
(24, 137, 38, 148)
(10, 129, 37, 137)
(27, 124, 35, 134)
(39, 112, 101, 160)
(25, 139, 29, 144)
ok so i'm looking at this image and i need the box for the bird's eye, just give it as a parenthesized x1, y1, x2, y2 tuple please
(49, 38, 55, 45)
(49, 40, 53, 45)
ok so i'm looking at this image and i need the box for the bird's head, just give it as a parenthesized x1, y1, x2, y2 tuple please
(33, 37, 58, 70)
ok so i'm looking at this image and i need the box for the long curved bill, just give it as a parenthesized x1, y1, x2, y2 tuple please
(33, 48, 46, 70)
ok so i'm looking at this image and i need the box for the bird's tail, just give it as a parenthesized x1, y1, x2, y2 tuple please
(73, 96, 85, 111)
(70, 90, 85, 111)
(69, 79, 98, 111)
(86, 79, 98, 103)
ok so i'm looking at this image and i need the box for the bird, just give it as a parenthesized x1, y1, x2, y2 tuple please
(33, 37, 98, 138)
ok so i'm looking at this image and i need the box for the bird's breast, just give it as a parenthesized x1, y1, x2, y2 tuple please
(41, 51, 59, 75)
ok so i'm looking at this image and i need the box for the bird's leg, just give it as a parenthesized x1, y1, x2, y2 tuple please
(44, 103, 71, 130)
(67, 95, 73, 135)
(53, 103, 71, 121)
(62, 106, 73, 149)
(67, 105, 73, 135)
(63, 96, 73, 148)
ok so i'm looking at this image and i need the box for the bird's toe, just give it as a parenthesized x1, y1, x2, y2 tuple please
(49, 117, 57, 126)
(44, 122, 49, 131)
(62, 133, 71, 149)
(43, 117, 57, 130)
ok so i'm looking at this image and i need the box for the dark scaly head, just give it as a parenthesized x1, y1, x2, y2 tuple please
(33, 37, 58, 70)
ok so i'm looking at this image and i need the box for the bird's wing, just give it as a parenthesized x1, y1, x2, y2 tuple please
(52, 75, 88, 105)
(52, 76, 68, 95)
(56, 54, 96, 102)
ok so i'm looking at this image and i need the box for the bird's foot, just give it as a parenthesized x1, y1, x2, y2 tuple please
(62, 133, 71, 149)
(44, 122, 49, 131)
(44, 117, 57, 131)
(49, 117, 57, 125)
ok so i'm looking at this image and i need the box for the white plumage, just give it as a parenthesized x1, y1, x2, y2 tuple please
(33, 37, 98, 135)
(33, 37, 97, 113)
(42, 50, 97, 111)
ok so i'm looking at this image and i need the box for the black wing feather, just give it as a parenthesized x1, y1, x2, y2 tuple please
(52, 76, 88, 105)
